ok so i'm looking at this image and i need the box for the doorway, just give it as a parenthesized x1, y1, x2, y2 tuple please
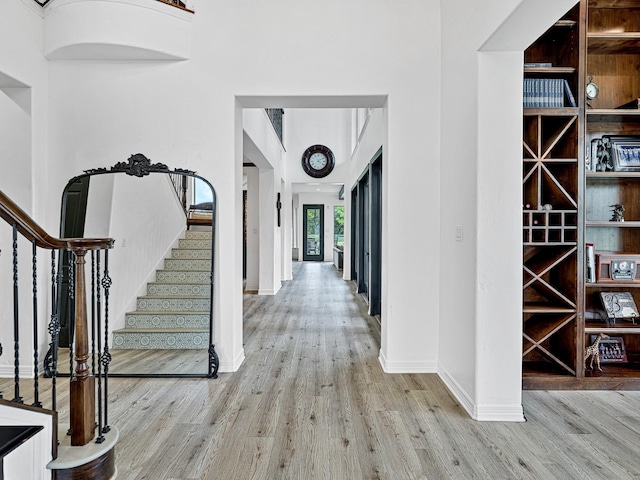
(58, 175, 91, 348)
(303, 204, 324, 261)
(352, 148, 382, 317)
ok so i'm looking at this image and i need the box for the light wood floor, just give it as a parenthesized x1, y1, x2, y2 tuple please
(55, 348, 209, 376)
(5, 262, 640, 479)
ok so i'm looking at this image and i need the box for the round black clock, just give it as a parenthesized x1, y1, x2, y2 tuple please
(301, 145, 335, 178)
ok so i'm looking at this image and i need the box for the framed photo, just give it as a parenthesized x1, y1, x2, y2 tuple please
(609, 136, 640, 171)
(600, 291, 639, 323)
(590, 335, 627, 363)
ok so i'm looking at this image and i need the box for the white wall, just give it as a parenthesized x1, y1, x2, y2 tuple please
(6, 0, 441, 377)
(285, 109, 351, 185)
(0, 403, 55, 480)
(243, 109, 286, 295)
(439, 0, 578, 420)
(104, 174, 186, 333)
(0, 0, 50, 377)
(244, 167, 259, 292)
(346, 108, 386, 282)
(0, 0, 587, 421)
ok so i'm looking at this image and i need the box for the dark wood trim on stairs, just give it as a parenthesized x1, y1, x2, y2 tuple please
(52, 448, 116, 480)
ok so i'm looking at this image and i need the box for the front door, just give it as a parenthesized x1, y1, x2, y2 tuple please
(303, 204, 324, 261)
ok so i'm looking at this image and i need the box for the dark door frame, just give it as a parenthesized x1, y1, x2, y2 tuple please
(351, 147, 383, 316)
(303, 204, 324, 261)
(369, 149, 382, 316)
(58, 154, 219, 378)
(58, 176, 91, 347)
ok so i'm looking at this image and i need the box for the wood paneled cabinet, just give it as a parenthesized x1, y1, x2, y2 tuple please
(523, 1, 640, 389)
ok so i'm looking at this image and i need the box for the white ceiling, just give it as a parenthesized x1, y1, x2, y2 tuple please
(291, 182, 343, 195)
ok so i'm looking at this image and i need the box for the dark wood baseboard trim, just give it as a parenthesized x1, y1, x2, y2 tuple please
(52, 447, 115, 480)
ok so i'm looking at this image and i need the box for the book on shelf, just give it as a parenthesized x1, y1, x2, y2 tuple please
(600, 292, 639, 322)
(523, 78, 576, 108)
(524, 62, 552, 68)
(586, 243, 596, 283)
(616, 98, 640, 110)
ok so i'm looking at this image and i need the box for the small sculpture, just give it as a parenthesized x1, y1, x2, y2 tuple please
(585, 332, 609, 371)
(610, 204, 625, 222)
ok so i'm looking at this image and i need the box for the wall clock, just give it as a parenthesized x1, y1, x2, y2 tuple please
(301, 145, 335, 178)
(586, 76, 599, 100)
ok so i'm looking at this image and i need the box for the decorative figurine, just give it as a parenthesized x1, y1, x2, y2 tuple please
(610, 204, 625, 222)
(585, 332, 609, 371)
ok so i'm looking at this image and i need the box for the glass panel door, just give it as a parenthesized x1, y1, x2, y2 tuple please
(303, 204, 324, 261)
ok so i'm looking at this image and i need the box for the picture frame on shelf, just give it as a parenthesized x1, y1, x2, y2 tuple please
(590, 335, 627, 363)
(610, 136, 640, 171)
(599, 291, 639, 324)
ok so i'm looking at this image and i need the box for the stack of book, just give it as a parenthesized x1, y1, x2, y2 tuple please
(523, 78, 576, 108)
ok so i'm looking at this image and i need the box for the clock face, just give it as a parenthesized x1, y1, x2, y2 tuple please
(301, 145, 335, 178)
(309, 152, 328, 170)
(586, 82, 599, 100)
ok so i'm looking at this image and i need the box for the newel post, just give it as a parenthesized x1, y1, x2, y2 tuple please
(70, 249, 95, 446)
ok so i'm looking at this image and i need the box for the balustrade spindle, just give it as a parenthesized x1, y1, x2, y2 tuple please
(101, 250, 112, 434)
(91, 251, 96, 377)
(96, 251, 105, 444)
(70, 249, 95, 446)
(12, 224, 22, 404)
(68, 251, 75, 379)
(32, 240, 41, 407)
(49, 250, 60, 411)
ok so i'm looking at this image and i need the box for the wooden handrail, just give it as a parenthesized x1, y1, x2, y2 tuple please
(1, 189, 114, 447)
(0, 191, 114, 251)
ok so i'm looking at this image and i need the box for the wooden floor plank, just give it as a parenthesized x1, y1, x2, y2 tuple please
(5, 262, 640, 479)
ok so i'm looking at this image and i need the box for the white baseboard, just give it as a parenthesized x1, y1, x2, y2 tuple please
(218, 348, 245, 373)
(474, 403, 525, 422)
(378, 349, 438, 373)
(437, 365, 476, 419)
(258, 282, 281, 296)
(438, 365, 525, 422)
(0, 364, 40, 379)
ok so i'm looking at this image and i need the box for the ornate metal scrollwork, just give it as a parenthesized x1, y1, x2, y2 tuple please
(111, 153, 169, 177)
(208, 344, 219, 379)
(83, 154, 196, 178)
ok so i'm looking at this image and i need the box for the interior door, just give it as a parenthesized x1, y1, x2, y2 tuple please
(362, 177, 370, 296)
(58, 176, 91, 347)
(303, 204, 324, 261)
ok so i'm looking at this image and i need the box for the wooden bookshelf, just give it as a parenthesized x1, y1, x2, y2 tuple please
(522, 3, 583, 388)
(523, 0, 640, 390)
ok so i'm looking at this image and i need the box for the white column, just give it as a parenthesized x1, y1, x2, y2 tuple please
(258, 167, 280, 295)
(244, 167, 259, 292)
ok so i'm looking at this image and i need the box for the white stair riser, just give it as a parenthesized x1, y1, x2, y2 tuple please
(125, 313, 209, 329)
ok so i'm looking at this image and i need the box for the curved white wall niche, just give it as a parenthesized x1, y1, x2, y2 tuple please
(44, 0, 193, 60)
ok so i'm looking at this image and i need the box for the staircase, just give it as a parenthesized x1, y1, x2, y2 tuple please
(112, 230, 212, 350)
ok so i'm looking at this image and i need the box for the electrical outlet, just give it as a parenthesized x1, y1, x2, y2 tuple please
(455, 226, 463, 242)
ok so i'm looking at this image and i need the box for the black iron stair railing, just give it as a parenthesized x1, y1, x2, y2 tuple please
(266, 108, 285, 145)
(0, 190, 114, 455)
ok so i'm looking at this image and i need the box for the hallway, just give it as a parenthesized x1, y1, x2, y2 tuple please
(5, 262, 640, 478)
(110, 262, 640, 479)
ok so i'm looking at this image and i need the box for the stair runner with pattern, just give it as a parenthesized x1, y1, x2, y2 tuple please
(112, 230, 212, 349)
